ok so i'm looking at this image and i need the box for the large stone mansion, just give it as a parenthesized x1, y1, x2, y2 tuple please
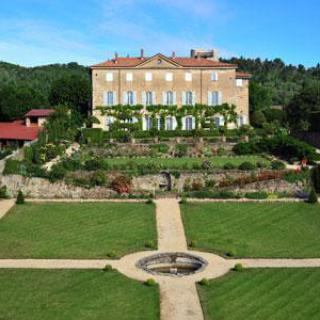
(91, 49, 250, 131)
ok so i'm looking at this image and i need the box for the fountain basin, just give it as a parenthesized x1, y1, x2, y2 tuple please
(136, 252, 208, 277)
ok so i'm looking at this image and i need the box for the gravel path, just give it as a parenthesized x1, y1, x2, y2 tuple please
(0, 199, 15, 220)
(156, 198, 187, 251)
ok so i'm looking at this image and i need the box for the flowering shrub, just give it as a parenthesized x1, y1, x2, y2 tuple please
(111, 175, 132, 194)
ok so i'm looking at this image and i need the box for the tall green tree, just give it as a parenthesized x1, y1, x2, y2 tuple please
(0, 85, 47, 121)
(49, 75, 91, 114)
(286, 81, 320, 132)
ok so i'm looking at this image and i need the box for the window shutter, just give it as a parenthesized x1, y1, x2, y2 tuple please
(113, 91, 117, 105)
(207, 92, 212, 106)
(182, 92, 186, 105)
(133, 91, 137, 105)
(152, 91, 156, 105)
(218, 92, 223, 105)
(172, 116, 177, 130)
(103, 92, 108, 105)
(142, 117, 146, 130)
(173, 92, 177, 105)
(181, 116, 186, 130)
(192, 117, 196, 130)
(242, 115, 247, 125)
(142, 92, 146, 106)
(162, 92, 166, 105)
(123, 92, 127, 105)
(211, 72, 218, 81)
(192, 92, 196, 105)
(237, 116, 241, 127)
(220, 116, 225, 126)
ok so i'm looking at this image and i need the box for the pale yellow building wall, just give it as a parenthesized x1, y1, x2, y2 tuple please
(92, 65, 249, 129)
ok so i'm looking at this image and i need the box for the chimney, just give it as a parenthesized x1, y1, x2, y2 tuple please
(140, 48, 144, 60)
(172, 51, 176, 59)
(114, 52, 119, 63)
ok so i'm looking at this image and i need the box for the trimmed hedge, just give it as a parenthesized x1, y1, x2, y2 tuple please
(233, 135, 319, 162)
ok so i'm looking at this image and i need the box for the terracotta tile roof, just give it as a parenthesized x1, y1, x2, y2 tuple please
(0, 121, 41, 141)
(24, 109, 54, 117)
(92, 56, 236, 68)
(236, 72, 251, 79)
(173, 57, 235, 68)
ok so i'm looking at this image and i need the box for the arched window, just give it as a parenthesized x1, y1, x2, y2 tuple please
(127, 91, 134, 105)
(145, 116, 152, 130)
(166, 91, 173, 105)
(185, 116, 193, 130)
(146, 91, 153, 105)
(186, 91, 193, 106)
(166, 117, 173, 130)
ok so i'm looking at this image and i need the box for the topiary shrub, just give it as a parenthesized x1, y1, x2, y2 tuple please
(225, 249, 236, 257)
(238, 161, 256, 171)
(223, 162, 236, 170)
(308, 188, 318, 204)
(189, 240, 197, 247)
(103, 264, 113, 272)
(199, 278, 210, 286)
(179, 197, 187, 204)
(146, 198, 154, 205)
(271, 160, 286, 170)
(145, 278, 157, 286)
(144, 240, 155, 249)
(16, 190, 25, 205)
(106, 251, 117, 258)
(233, 263, 244, 272)
(0, 186, 8, 199)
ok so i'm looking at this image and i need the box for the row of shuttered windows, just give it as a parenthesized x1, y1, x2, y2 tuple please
(104, 115, 248, 130)
(103, 91, 223, 106)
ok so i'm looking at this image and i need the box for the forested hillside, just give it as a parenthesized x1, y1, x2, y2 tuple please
(223, 57, 320, 106)
(0, 62, 90, 120)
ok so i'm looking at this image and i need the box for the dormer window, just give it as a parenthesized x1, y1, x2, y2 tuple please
(211, 72, 218, 81)
(145, 72, 152, 81)
(106, 72, 113, 82)
(185, 72, 192, 82)
(236, 79, 243, 87)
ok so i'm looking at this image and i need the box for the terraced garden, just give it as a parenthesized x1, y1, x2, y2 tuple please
(182, 202, 320, 258)
(0, 202, 157, 258)
(98, 155, 270, 170)
(198, 268, 320, 320)
(0, 269, 159, 320)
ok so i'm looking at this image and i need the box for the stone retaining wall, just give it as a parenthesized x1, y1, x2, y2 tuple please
(0, 171, 304, 199)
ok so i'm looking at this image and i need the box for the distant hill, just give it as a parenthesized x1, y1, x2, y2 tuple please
(0, 62, 90, 120)
(0, 61, 90, 100)
(223, 57, 320, 105)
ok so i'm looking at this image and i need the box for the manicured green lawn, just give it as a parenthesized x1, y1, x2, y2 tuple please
(0, 269, 159, 320)
(182, 202, 320, 258)
(102, 155, 269, 170)
(198, 268, 320, 320)
(0, 202, 157, 258)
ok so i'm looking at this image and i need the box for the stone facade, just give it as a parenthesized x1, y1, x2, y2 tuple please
(91, 50, 250, 131)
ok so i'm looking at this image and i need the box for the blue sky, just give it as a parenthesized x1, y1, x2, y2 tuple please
(0, 0, 319, 67)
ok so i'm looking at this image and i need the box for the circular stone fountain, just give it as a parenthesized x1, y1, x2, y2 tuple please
(136, 252, 208, 277)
